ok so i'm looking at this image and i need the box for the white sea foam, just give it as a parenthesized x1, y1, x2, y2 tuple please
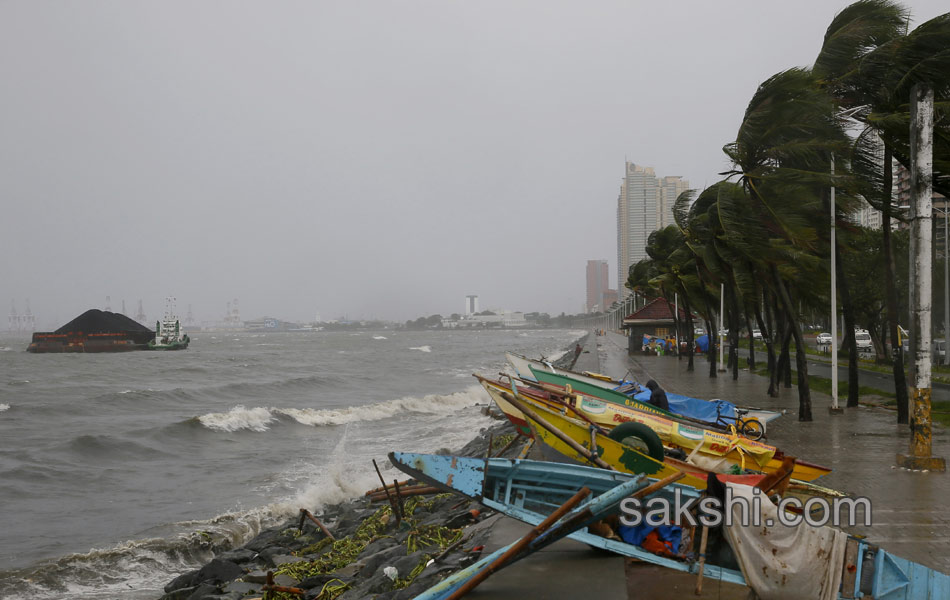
(373, 335, 387, 340)
(0, 404, 10, 412)
(0, 346, 12, 351)
(409, 345, 431, 352)
(279, 386, 488, 427)
(198, 406, 276, 432)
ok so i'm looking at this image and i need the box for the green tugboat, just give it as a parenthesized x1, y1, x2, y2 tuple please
(148, 298, 190, 351)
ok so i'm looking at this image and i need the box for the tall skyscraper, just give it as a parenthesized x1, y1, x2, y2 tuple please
(586, 260, 610, 313)
(617, 163, 657, 299)
(658, 176, 690, 229)
(617, 162, 688, 299)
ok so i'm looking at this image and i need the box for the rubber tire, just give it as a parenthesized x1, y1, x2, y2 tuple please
(607, 422, 665, 462)
(740, 418, 765, 441)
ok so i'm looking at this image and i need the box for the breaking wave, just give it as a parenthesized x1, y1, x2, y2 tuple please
(410, 345, 432, 352)
(198, 406, 276, 432)
(196, 386, 489, 432)
(373, 335, 387, 340)
(0, 404, 9, 412)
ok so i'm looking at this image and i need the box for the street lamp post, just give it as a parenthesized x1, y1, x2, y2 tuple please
(830, 154, 842, 413)
(718, 283, 725, 372)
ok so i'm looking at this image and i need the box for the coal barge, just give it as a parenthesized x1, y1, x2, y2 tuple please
(28, 309, 156, 353)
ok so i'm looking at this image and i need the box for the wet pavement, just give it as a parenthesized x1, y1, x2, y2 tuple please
(596, 330, 950, 574)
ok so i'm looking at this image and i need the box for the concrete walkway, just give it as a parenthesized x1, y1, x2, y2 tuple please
(597, 330, 950, 574)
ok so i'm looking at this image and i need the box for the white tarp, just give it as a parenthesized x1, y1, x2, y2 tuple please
(722, 483, 847, 600)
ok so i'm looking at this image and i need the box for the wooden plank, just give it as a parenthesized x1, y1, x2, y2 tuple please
(839, 538, 860, 599)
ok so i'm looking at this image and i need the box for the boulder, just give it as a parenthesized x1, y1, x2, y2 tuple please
(195, 558, 244, 585)
(163, 570, 199, 594)
(214, 548, 258, 564)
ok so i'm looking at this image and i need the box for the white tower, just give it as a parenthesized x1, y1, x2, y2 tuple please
(465, 295, 479, 316)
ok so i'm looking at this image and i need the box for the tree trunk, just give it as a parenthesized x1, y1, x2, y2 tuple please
(684, 294, 695, 372)
(835, 241, 860, 407)
(761, 291, 779, 397)
(882, 143, 910, 424)
(707, 317, 717, 378)
(670, 295, 682, 360)
(755, 292, 777, 396)
(773, 265, 812, 421)
(746, 309, 756, 370)
(728, 284, 741, 381)
(775, 308, 791, 391)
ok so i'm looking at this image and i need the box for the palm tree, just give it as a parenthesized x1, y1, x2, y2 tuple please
(814, 1, 950, 422)
(722, 68, 856, 421)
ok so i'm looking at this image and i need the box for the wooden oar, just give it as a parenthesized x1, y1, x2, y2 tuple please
(695, 525, 710, 595)
(444, 487, 592, 600)
(500, 391, 615, 471)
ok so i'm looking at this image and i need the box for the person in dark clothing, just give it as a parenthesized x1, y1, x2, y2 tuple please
(644, 380, 669, 411)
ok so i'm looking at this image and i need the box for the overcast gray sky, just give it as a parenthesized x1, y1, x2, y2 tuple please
(2, 1, 947, 326)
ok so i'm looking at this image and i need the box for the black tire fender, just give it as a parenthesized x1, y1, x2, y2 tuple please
(607, 421, 665, 462)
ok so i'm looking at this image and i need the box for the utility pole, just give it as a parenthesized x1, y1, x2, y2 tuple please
(944, 203, 949, 366)
(718, 283, 726, 372)
(898, 83, 946, 471)
(830, 153, 842, 413)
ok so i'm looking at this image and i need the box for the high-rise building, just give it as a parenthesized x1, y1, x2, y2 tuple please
(586, 260, 611, 313)
(465, 295, 479, 316)
(658, 176, 690, 229)
(617, 162, 688, 298)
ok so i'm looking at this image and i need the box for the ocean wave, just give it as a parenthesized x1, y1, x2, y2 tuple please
(104, 374, 344, 406)
(373, 336, 387, 340)
(7, 379, 30, 386)
(0, 511, 266, 600)
(198, 406, 276, 432)
(279, 386, 486, 427)
(0, 451, 401, 600)
(0, 346, 13, 351)
(0, 403, 9, 412)
(62, 434, 174, 460)
(197, 386, 489, 432)
(409, 345, 431, 352)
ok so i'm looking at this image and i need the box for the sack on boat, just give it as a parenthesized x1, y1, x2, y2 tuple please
(722, 483, 847, 600)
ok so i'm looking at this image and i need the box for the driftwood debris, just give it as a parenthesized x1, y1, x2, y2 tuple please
(297, 508, 335, 540)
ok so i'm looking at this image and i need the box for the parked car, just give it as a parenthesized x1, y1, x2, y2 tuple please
(816, 332, 832, 345)
(854, 329, 873, 353)
(752, 329, 763, 340)
(934, 339, 946, 362)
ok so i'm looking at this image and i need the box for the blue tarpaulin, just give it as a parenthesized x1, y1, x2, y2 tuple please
(634, 388, 737, 423)
(618, 523, 683, 554)
(695, 334, 710, 352)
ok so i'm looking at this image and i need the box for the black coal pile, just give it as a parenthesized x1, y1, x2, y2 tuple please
(54, 309, 153, 334)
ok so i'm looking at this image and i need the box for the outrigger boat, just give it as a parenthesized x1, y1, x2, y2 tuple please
(506, 352, 783, 436)
(479, 375, 844, 512)
(477, 375, 833, 483)
(392, 452, 950, 600)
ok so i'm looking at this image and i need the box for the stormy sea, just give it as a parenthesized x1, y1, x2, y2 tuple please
(0, 328, 584, 599)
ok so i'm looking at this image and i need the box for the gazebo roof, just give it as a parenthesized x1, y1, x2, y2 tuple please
(623, 297, 691, 324)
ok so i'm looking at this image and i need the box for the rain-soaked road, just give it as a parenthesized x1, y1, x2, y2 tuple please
(596, 331, 950, 574)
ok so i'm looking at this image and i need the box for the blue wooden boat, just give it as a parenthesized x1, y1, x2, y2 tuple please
(390, 452, 950, 599)
(390, 452, 746, 590)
